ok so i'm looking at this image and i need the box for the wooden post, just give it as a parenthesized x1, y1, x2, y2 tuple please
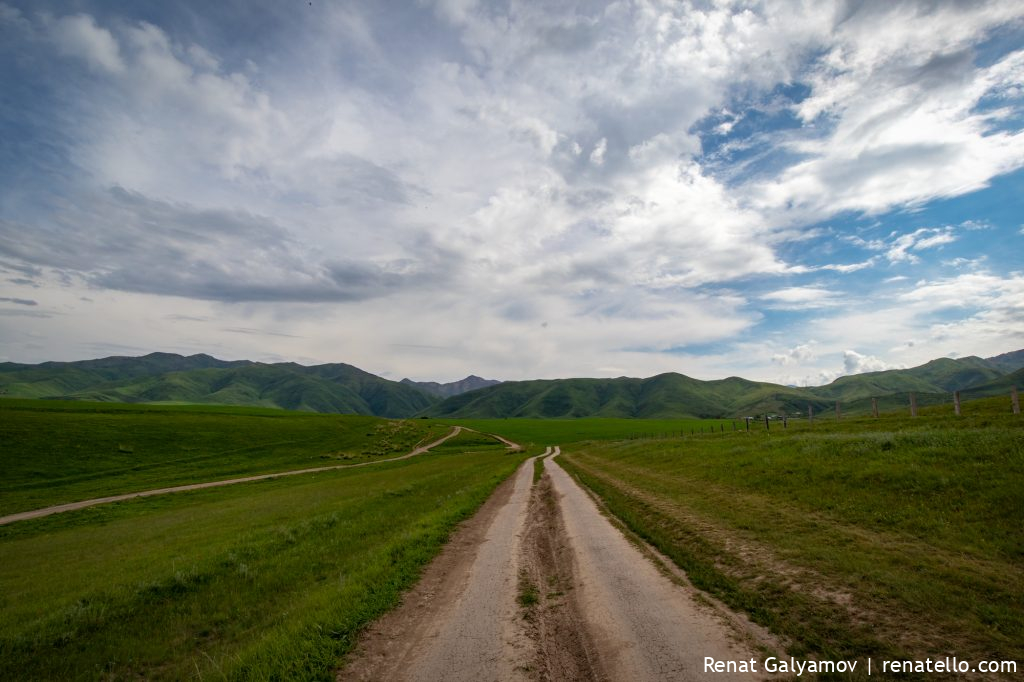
(872, 397, 879, 418)
(953, 390, 961, 417)
(783, 416, 788, 429)
(745, 417, 750, 431)
(910, 392, 918, 417)
(835, 401, 841, 421)
(808, 403, 813, 425)
(1013, 386, 1020, 415)
(764, 414, 770, 431)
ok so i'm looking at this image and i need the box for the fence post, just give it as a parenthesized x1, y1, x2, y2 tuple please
(783, 416, 788, 428)
(764, 414, 770, 431)
(872, 397, 879, 418)
(745, 417, 750, 432)
(808, 403, 814, 425)
(910, 392, 918, 417)
(954, 390, 961, 417)
(1013, 386, 1020, 415)
(835, 401, 841, 421)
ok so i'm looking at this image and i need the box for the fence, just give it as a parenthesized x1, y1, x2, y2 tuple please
(626, 386, 1020, 439)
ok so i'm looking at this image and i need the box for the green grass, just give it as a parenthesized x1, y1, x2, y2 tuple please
(430, 428, 510, 452)
(0, 399, 449, 515)
(555, 397, 1024, 675)
(440, 416, 734, 449)
(0, 448, 525, 680)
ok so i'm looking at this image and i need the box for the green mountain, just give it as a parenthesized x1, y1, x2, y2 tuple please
(424, 353, 1024, 419)
(424, 373, 827, 419)
(962, 367, 1024, 399)
(2, 350, 1020, 419)
(0, 354, 436, 418)
(985, 349, 1024, 374)
(0, 352, 248, 398)
(811, 356, 1003, 402)
(400, 375, 502, 398)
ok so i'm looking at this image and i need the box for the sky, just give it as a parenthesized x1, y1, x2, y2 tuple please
(1, 0, 1023, 385)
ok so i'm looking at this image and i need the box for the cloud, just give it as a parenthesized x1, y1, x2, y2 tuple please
(772, 342, 818, 366)
(223, 327, 303, 339)
(761, 287, 840, 310)
(0, 187, 460, 303)
(0, 297, 37, 306)
(842, 349, 902, 375)
(48, 13, 124, 73)
(816, 258, 877, 273)
(959, 219, 991, 231)
(885, 227, 957, 263)
(748, 3, 1024, 223)
(1, 2, 1022, 379)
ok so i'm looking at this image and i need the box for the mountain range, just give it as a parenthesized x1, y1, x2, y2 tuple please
(400, 375, 502, 398)
(1, 350, 1021, 419)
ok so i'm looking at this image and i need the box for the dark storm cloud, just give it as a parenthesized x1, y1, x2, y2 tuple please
(0, 186, 460, 303)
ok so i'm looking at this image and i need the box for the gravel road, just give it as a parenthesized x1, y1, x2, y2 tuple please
(341, 446, 767, 681)
(545, 449, 760, 681)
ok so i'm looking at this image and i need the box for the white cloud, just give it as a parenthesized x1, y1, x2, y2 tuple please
(772, 342, 818, 366)
(842, 349, 902, 375)
(750, 4, 1024, 224)
(1, 2, 1023, 381)
(960, 219, 992, 231)
(885, 227, 957, 263)
(761, 286, 840, 309)
(49, 13, 124, 73)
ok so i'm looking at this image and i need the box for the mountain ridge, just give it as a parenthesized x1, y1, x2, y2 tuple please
(0, 353, 435, 418)
(400, 375, 502, 398)
(1, 350, 1021, 418)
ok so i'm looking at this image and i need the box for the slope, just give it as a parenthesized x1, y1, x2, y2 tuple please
(0, 354, 437, 418)
(425, 354, 1022, 419)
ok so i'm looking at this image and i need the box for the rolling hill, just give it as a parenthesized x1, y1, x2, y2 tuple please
(2, 350, 1021, 419)
(0, 353, 436, 417)
(423, 352, 1024, 419)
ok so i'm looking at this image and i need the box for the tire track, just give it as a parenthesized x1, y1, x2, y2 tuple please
(0, 426, 473, 526)
(341, 445, 768, 680)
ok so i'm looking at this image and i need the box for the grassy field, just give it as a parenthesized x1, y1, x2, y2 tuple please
(441, 416, 734, 448)
(4, 396, 1020, 679)
(0, 399, 451, 516)
(544, 397, 1023, 676)
(0, 400, 527, 680)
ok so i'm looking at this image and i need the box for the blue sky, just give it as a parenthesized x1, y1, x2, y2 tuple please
(1, 0, 1022, 384)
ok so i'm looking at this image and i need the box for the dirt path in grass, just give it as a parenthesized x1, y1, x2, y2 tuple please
(0, 426, 478, 526)
(339, 447, 768, 681)
(341, 449, 546, 682)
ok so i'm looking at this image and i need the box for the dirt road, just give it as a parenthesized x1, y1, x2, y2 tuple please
(0, 426, 468, 526)
(340, 446, 767, 681)
(545, 448, 759, 680)
(343, 449, 548, 681)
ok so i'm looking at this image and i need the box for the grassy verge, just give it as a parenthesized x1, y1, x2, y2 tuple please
(0, 400, 448, 515)
(557, 397, 1023, 678)
(0, 448, 525, 680)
